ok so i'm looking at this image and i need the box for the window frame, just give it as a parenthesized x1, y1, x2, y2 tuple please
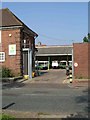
(0, 52, 5, 62)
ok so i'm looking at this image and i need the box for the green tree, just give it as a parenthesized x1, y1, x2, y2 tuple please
(88, 33, 90, 41)
(83, 33, 90, 42)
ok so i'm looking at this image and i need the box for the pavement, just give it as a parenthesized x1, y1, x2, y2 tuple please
(2, 77, 88, 90)
(2, 69, 89, 88)
(63, 79, 88, 88)
(23, 75, 89, 88)
(2, 110, 88, 119)
(7, 69, 88, 89)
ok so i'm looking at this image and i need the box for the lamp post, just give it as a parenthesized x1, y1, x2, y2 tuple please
(72, 47, 74, 80)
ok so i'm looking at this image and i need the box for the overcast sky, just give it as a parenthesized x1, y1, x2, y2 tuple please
(2, 2, 88, 45)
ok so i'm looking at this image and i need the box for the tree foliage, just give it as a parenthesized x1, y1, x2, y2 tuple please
(83, 33, 90, 42)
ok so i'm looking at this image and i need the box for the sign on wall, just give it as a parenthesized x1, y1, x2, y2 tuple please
(9, 44, 16, 55)
(74, 62, 78, 67)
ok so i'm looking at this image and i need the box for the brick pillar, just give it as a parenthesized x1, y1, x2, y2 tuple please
(88, 43, 90, 79)
(73, 43, 89, 79)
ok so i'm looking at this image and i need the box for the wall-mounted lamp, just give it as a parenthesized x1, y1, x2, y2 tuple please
(9, 34, 12, 37)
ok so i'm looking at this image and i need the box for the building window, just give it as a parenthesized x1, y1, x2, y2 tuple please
(0, 52, 5, 62)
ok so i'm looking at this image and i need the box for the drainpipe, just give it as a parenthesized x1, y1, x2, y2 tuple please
(28, 49, 32, 79)
(72, 48, 74, 80)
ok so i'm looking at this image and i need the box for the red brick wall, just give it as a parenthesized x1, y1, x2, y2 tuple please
(0, 28, 22, 76)
(88, 43, 90, 79)
(0, 28, 36, 76)
(73, 43, 90, 79)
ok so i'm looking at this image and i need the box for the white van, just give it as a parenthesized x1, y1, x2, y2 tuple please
(52, 61, 59, 68)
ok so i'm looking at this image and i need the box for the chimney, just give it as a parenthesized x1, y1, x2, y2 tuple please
(38, 41, 41, 46)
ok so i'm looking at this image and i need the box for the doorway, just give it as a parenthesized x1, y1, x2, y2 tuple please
(23, 51, 28, 75)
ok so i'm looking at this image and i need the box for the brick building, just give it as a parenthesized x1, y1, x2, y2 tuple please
(36, 43, 90, 79)
(0, 8, 38, 77)
(73, 43, 90, 79)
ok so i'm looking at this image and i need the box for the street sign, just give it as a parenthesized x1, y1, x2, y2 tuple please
(74, 62, 78, 67)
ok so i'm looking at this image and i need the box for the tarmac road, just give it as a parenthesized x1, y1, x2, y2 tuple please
(2, 69, 88, 118)
(2, 84, 88, 118)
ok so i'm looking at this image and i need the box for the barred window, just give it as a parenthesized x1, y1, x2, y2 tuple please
(0, 52, 5, 62)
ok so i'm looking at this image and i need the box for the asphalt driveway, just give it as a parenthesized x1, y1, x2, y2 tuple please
(29, 69, 66, 84)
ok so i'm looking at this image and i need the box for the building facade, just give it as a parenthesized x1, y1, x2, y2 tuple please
(0, 8, 38, 77)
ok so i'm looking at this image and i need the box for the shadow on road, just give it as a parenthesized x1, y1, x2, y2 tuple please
(39, 71, 48, 76)
(73, 87, 89, 118)
(2, 80, 26, 89)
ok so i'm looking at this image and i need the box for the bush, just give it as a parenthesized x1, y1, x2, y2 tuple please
(0, 114, 15, 120)
(2, 67, 14, 78)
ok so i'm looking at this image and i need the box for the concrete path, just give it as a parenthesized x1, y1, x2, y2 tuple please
(63, 79, 88, 88)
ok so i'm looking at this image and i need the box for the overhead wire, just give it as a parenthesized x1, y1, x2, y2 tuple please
(36, 33, 74, 44)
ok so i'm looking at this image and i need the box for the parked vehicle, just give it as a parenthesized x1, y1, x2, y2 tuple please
(59, 61, 67, 69)
(52, 61, 59, 68)
(35, 61, 49, 70)
(59, 61, 72, 69)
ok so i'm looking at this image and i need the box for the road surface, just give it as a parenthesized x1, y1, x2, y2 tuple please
(2, 69, 88, 118)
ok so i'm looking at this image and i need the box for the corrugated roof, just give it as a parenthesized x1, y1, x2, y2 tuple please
(0, 8, 38, 37)
(36, 46, 73, 56)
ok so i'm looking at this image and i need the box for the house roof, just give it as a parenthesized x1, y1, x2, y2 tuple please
(0, 8, 38, 37)
(36, 45, 73, 56)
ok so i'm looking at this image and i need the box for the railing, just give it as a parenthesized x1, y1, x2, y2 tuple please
(22, 43, 30, 48)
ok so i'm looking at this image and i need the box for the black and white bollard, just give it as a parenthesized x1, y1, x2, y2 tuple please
(69, 73, 72, 83)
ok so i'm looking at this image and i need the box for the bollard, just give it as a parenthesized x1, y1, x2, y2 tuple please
(32, 72, 35, 78)
(69, 73, 72, 83)
(24, 75, 29, 80)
